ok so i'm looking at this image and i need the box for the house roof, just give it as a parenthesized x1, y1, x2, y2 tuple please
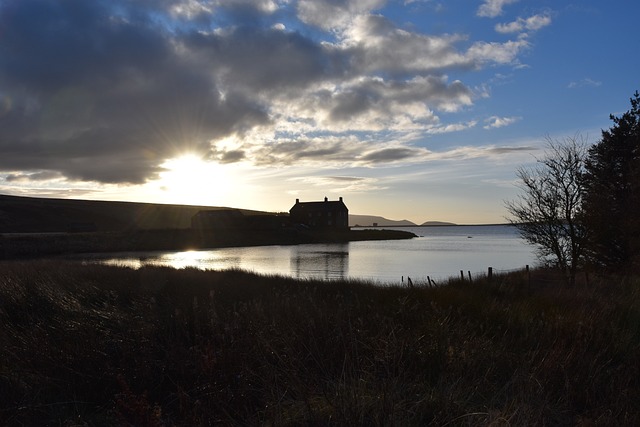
(289, 198, 348, 213)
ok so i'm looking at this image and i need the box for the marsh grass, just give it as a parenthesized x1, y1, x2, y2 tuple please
(0, 261, 638, 425)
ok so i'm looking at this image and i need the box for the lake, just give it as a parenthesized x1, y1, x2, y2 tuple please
(77, 225, 538, 284)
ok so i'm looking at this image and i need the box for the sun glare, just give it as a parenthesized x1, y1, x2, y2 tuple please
(158, 154, 230, 206)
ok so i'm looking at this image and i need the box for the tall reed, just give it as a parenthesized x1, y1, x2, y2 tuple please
(0, 261, 638, 425)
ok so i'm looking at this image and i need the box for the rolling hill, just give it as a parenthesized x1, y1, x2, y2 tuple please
(348, 214, 416, 227)
(0, 194, 265, 233)
(0, 194, 452, 233)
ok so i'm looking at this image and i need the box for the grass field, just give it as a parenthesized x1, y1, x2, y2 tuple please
(1, 261, 639, 425)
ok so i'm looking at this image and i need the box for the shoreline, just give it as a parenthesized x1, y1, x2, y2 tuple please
(0, 228, 417, 259)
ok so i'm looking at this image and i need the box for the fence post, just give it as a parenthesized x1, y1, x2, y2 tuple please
(460, 270, 464, 282)
(488, 267, 493, 282)
(468, 271, 472, 283)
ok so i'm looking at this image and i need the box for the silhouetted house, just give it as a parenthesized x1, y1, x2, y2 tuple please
(289, 197, 349, 229)
(191, 210, 245, 230)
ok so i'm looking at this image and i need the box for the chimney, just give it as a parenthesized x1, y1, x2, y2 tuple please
(324, 196, 328, 202)
(295, 198, 299, 204)
(339, 197, 343, 202)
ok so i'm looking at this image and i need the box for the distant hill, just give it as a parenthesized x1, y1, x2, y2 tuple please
(0, 194, 266, 233)
(349, 214, 416, 227)
(420, 221, 457, 226)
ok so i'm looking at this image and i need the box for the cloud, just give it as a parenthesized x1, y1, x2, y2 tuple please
(340, 14, 528, 74)
(322, 76, 472, 129)
(568, 78, 602, 89)
(424, 144, 536, 161)
(495, 13, 552, 34)
(247, 134, 435, 167)
(4, 171, 64, 182)
(0, 0, 542, 186)
(250, 136, 362, 166)
(361, 147, 424, 163)
(218, 150, 247, 163)
(483, 115, 521, 129)
(0, 0, 269, 183)
(289, 175, 386, 193)
(477, 0, 519, 18)
(470, 39, 530, 63)
(485, 146, 535, 154)
(426, 121, 478, 134)
(297, 0, 386, 30)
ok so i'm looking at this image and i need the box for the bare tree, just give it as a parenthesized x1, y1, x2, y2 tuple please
(505, 135, 589, 286)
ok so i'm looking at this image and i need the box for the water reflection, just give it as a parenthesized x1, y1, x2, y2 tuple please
(158, 251, 243, 270)
(96, 250, 243, 271)
(291, 243, 349, 280)
(75, 225, 537, 283)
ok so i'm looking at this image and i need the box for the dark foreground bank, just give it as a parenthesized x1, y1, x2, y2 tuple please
(0, 228, 416, 259)
(1, 261, 638, 425)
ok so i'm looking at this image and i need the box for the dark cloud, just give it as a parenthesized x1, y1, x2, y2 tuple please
(5, 171, 62, 182)
(219, 150, 246, 163)
(184, 26, 332, 92)
(251, 137, 364, 166)
(327, 176, 365, 182)
(328, 76, 472, 123)
(329, 86, 383, 122)
(0, 0, 269, 183)
(0, 0, 168, 92)
(361, 147, 423, 163)
(487, 146, 536, 154)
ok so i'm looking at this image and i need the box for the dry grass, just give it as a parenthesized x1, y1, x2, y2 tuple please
(0, 261, 638, 425)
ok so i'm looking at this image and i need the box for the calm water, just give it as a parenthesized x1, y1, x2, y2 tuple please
(77, 225, 537, 284)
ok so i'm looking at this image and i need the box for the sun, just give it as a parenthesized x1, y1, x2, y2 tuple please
(158, 154, 229, 205)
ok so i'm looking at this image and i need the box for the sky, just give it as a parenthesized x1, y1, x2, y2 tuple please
(0, 0, 638, 224)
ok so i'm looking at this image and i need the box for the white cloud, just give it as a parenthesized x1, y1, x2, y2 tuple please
(339, 14, 469, 73)
(338, 14, 529, 75)
(426, 121, 478, 134)
(170, 0, 213, 19)
(288, 175, 387, 193)
(465, 39, 529, 65)
(263, 74, 475, 138)
(568, 78, 602, 89)
(483, 115, 521, 129)
(477, 0, 519, 18)
(495, 13, 552, 34)
(426, 144, 535, 160)
(296, 0, 385, 30)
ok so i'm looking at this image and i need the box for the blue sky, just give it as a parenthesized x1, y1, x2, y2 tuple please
(0, 0, 637, 224)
